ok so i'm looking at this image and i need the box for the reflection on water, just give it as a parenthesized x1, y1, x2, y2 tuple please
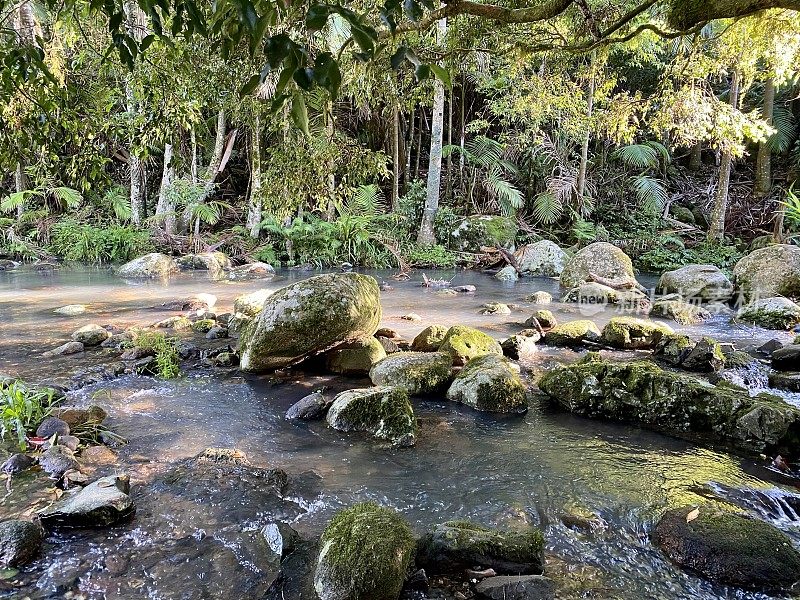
(1, 266, 799, 599)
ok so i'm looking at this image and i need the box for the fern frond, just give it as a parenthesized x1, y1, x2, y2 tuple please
(631, 175, 668, 213)
(532, 191, 562, 225)
(613, 144, 660, 170)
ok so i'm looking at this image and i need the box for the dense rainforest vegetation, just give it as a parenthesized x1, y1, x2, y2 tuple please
(0, 0, 799, 273)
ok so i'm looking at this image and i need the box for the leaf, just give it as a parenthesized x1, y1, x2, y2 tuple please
(686, 508, 700, 523)
(291, 93, 310, 137)
(390, 46, 407, 70)
(613, 144, 659, 170)
(306, 4, 331, 31)
(429, 64, 451, 88)
(414, 63, 430, 82)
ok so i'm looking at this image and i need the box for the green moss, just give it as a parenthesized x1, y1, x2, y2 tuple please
(533, 309, 557, 329)
(601, 317, 673, 349)
(411, 325, 449, 352)
(446, 354, 527, 413)
(316, 502, 415, 600)
(326, 337, 387, 376)
(439, 325, 503, 366)
(669, 205, 695, 224)
(737, 306, 800, 330)
(369, 352, 453, 395)
(191, 319, 216, 333)
(724, 351, 754, 369)
(650, 300, 710, 325)
(544, 320, 601, 347)
(327, 386, 417, 446)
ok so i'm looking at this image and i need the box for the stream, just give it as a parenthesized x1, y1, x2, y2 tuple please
(1, 266, 799, 599)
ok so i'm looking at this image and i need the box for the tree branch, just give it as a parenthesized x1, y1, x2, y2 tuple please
(668, 0, 800, 29)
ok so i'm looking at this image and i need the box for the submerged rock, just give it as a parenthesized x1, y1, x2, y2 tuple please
(38, 446, 79, 479)
(481, 302, 512, 315)
(285, 391, 332, 420)
(561, 282, 619, 305)
(369, 352, 453, 395)
(43, 341, 84, 357)
(71, 324, 110, 346)
(438, 325, 503, 366)
(417, 521, 545, 575)
(117, 253, 179, 279)
(227, 262, 276, 281)
(559, 242, 634, 289)
(446, 354, 528, 413)
(262, 521, 300, 560)
(176, 252, 230, 279)
(601, 317, 673, 350)
(0, 520, 42, 567)
(538, 355, 800, 453)
(411, 325, 449, 352)
(326, 386, 416, 447)
(53, 304, 87, 316)
(733, 244, 800, 301)
(736, 297, 800, 330)
(652, 506, 800, 592)
(495, 266, 518, 282)
(514, 240, 568, 277)
(543, 320, 601, 347)
(314, 502, 415, 600)
(38, 474, 134, 528)
(658, 264, 733, 301)
(526, 291, 553, 304)
(649, 297, 711, 325)
(326, 337, 387, 376)
(474, 575, 556, 600)
(239, 273, 381, 372)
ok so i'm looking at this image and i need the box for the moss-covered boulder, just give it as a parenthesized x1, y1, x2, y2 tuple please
(71, 324, 110, 347)
(658, 265, 733, 301)
(736, 297, 800, 330)
(233, 289, 272, 318)
(527, 309, 557, 330)
(190, 319, 216, 333)
(526, 291, 552, 304)
(446, 354, 528, 413)
(669, 205, 695, 224)
(654, 333, 695, 367)
(501, 335, 538, 359)
(734, 244, 800, 302)
(411, 325, 449, 352)
(176, 252, 231, 279)
(514, 240, 568, 277)
(228, 262, 276, 281)
(680, 337, 726, 372)
(451, 215, 518, 252)
(326, 337, 387, 376)
(652, 506, 800, 592)
(314, 502, 415, 600)
(326, 386, 416, 447)
(559, 242, 634, 289)
(369, 352, 453, 395)
(117, 253, 179, 279)
(561, 282, 619, 305)
(239, 273, 381, 372)
(768, 371, 800, 392)
(439, 325, 503, 366)
(538, 355, 800, 453)
(417, 521, 544, 575)
(543, 320, 601, 347)
(649, 297, 711, 325)
(601, 317, 673, 350)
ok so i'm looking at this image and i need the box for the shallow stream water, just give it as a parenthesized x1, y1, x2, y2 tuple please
(1, 266, 800, 599)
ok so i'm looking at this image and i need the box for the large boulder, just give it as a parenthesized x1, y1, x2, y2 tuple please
(446, 354, 528, 413)
(177, 252, 231, 279)
(326, 386, 416, 447)
(369, 352, 453, 395)
(495, 266, 518, 281)
(653, 506, 800, 592)
(117, 253, 179, 279)
(543, 320, 601, 347)
(417, 521, 544, 575)
(559, 242, 634, 289)
(771, 345, 800, 371)
(601, 317, 673, 350)
(736, 297, 800, 330)
(0, 520, 42, 567)
(733, 244, 800, 301)
(538, 354, 800, 453)
(649, 297, 711, 325)
(451, 215, 517, 252)
(411, 325, 449, 352)
(514, 241, 568, 277)
(438, 325, 503, 366)
(38, 474, 134, 528)
(314, 503, 415, 600)
(658, 265, 734, 301)
(326, 337, 387, 376)
(228, 262, 276, 281)
(239, 273, 381, 372)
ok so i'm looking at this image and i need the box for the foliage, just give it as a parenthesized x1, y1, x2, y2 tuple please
(637, 241, 744, 274)
(48, 220, 153, 263)
(0, 380, 60, 451)
(404, 244, 457, 268)
(130, 331, 180, 379)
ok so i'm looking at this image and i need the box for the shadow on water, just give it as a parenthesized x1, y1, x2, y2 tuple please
(1, 266, 799, 599)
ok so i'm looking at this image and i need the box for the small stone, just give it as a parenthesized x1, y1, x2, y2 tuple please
(36, 417, 70, 438)
(758, 338, 786, 355)
(401, 313, 423, 322)
(453, 285, 476, 293)
(38, 445, 79, 479)
(121, 346, 154, 361)
(54, 305, 87, 316)
(376, 327, 399, 338)
(526, 291, 552, 304)
(38, 474, 134, 528)
(1, 454, 35, 474)
(285, 391, 332, 420)
(481, 302, 512, 315)
(262, 522, 300, 560)
(377, 337, 400, 354)
(205, 326, 228, 339)
(211, 352, 238, 367)
(0, 521, 42, 567)
(71, 324, 110, 346)
(502, 335, 538, 359)
(43, 341, 84, 357)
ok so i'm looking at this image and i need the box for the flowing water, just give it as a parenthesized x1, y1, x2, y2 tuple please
(1, 266, 800, 599)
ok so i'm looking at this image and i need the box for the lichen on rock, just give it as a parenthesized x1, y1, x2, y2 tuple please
(439, 325, 503, 366)
(446, 354, 528, 413)
(326, 386, 417, 447)
(369, 351, 453, 395)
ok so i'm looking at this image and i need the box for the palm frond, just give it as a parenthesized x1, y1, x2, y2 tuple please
(613, 144, 660, 170)
(51, 187, 83, 208)
(485, 164, 523, 216)
(0, 191, 34, 213)
(531, 191, 562, 225)
(630, 175, 668, 213)
(768, 107, 797, 154)
(644, 140, 671, 164)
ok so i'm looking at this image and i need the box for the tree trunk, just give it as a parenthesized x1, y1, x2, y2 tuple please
(14, 0, 39, 45)
(576, 51, 596, 200)
(755, 77, 775, 198)
(124, 0, 147, 225)
(246, 114, 262, 239)
(405, 107, 415, 189)
(14, 162, 25, 219)
(391, 101, 400, 211)
(689, 142, 702, 171)
(415, 110, 424, 178)
(708, 70, 740, 243)
(444, 82, 454, 201)
(417, 14, 447, 246)
(181, 109, 226, 229)
(155, 142, 176, 234)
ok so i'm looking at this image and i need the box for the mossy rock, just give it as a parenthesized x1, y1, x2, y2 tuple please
(561, 282, 619, 305)
(417, 520, 544, 575)
(681, 337, 726, 372)
(71, 324, 110, 347)
(326, 386, 416, 447)
(649, 298, 711, 325)
(733, 244, 800, 302)
(176, 252, 231, 279)
(514, 240, 568, 277)
(439, 325, 503, 366)
(314, 502, 415, 600)
(654, 333, 695, 366)
(446, 354, 528, 413)
(369, 352, 453, 395)
(239, 273, 381, 372)
(531, 309, 557, 329)
(117, 253, 179, 279)
(538, 355, 800, 453)
(601, 317, 674, 350)
(411, 325, 449, 352)
(657, 265, 733, 301)
(771, 345, 800, 371)
(653, 506, 800, 592)
(543, 320, 601, 347)
(326, 337, 387, 376)
(768, 371, 800, 393)
(451, 215, 518, 252)
(669, 205, 695, 224)
(233, 289, 272, 317)
(501, 335, 538, 359)
(559, 242, 634, 289)
(526, 291, 553, 304)
(0, 520, 42, 567)
(736, 297, 800, 330)
(191, 319, 216, 333)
